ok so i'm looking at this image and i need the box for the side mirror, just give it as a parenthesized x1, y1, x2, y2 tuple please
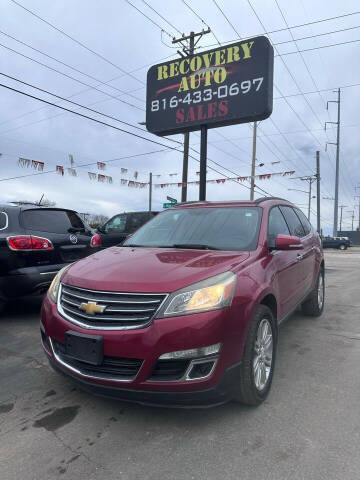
(274, 234, 303, 251)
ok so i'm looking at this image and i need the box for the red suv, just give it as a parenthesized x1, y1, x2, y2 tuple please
(41, 198, 324, 407)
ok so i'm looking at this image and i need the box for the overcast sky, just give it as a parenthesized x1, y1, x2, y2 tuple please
(1, 0, 360, 232)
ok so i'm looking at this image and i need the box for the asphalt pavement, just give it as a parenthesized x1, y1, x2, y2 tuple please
(1, 248, 359, 480)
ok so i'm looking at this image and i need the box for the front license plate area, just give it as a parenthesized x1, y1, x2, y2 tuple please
(65, 331, 103, 365)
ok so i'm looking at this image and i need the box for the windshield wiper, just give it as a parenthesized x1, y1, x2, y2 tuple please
(122, 244, 149, 248)
(122, 243, 219, 250)
(171, 243, 220, 250)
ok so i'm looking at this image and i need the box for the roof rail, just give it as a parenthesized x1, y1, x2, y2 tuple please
(175, 201, 210, 206)
(254, 197, 290, 204)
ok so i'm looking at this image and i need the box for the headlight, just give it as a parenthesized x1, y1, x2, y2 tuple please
(156, 271, 236, 318)
(48, 265, 71, 303)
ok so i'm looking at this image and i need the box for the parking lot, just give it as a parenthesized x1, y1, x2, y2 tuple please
(0, 248, 359, 480)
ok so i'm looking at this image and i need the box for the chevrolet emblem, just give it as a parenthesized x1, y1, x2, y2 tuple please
(79, 301, 106, 315)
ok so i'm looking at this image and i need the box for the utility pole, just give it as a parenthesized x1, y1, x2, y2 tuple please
(338, 205, 348, 233)
(250, 121, 257, 201)
(346, 210, 355, 231)
(355, 185, 360, 231)
(316, 151, 321, 233)
(306, 178, 316, 221)
(149, 172, 152, 211)
(355, 196, 360, 231)
(325, 88, 341, 236)
(172, 28, 211, 203)
(289, 175, 316, 221)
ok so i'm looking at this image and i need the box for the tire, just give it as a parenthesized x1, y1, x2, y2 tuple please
(234, 305, 277, 406)
(302, 269, 325, 317)
(339, 244, 347, 250)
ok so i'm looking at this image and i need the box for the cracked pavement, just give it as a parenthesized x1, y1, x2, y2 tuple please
(0, 248, 360, 479)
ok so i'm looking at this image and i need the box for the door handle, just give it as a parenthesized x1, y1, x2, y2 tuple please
(297, 254, 303, 261)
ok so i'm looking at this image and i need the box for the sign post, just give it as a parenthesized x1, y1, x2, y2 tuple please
(146, 36, 274, 200)
(199, 125, 208, 201)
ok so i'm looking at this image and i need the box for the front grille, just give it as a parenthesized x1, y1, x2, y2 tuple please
(52, 340, 142, 380)
(149, 359, 190, 381)
(59, 284, 167, 330)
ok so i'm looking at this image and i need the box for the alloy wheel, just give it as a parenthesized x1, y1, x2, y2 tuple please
(253, 318, 273, 391)
(318, 274, 324, 310)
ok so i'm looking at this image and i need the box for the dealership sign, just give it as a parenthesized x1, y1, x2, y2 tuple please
(146, 36, 274, 136)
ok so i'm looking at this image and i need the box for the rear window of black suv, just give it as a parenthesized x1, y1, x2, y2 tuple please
(21, 209, 84, 234)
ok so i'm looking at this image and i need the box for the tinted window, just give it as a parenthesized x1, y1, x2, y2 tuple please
(280, 206, 305, 237)
(104, 214, 127, 233)
(127, 213, 151, 232)
(124, 207, 262, 251)
(0, 212, 7, 230)
(22, 209, 84, 234)
(294, 209, 312, 235)
(268, 207, 290, 243)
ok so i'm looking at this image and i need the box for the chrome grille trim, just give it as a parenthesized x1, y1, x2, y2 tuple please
(49, 338, 139, 382)
(58, 283, 168, 331)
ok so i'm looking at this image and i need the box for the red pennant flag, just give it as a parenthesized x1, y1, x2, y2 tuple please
(56, 165, 64, 176)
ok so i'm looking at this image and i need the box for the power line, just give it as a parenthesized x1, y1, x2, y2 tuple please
(0, 79, 269, 195)
(0, 42, 144, 111)
(0, 51, 178, 131)
(0, 29, 144, 104)
(124, 0, 173, 38)
(275, 37, 360, 56)
(0, 71, 148, 133)
(271, 1, 355, 199)
(0, 81, 185, 151)
(274, 24, 360, 46)
(182, 0, 221, 46)
(9, 0, 144, 85)
(198, 10, 360, 49)
(140, 0, 183, 35)
(211, 0, 241, 37)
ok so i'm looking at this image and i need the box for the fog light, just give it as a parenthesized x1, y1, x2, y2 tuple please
(187, 361, 216, 380)
(159, 343, 221, 360)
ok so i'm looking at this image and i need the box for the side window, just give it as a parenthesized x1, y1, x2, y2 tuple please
(127, 213, 149, 232)
(280, 206, 305, 237)
(0, 212, 8, 230)
(294, 209, 312, 236)
(105, 214, 127, 233)
(268, 207, 290, 244)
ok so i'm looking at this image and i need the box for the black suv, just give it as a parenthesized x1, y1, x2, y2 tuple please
(97, 211, 158, 248)
(0, 204, 99, 312)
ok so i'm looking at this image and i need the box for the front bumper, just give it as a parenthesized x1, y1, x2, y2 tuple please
(41, 293, 249, 406)
(49, 357, 241, 407)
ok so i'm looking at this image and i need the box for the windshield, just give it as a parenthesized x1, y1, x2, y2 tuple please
(123, 206, 262, 251)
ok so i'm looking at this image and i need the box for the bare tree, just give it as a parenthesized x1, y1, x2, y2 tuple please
(13, 198, 56, 207)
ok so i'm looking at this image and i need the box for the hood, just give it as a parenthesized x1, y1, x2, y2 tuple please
(63, 246, 249, 293)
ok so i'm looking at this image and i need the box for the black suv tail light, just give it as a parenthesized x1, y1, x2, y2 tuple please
(7, 235, 53, 251)
(90, 234, 102, 247)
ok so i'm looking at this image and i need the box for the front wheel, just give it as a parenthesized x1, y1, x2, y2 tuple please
(339, 244, 347, 250)
(302, 269, 325, 317)
(234, 305, 277, 406)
